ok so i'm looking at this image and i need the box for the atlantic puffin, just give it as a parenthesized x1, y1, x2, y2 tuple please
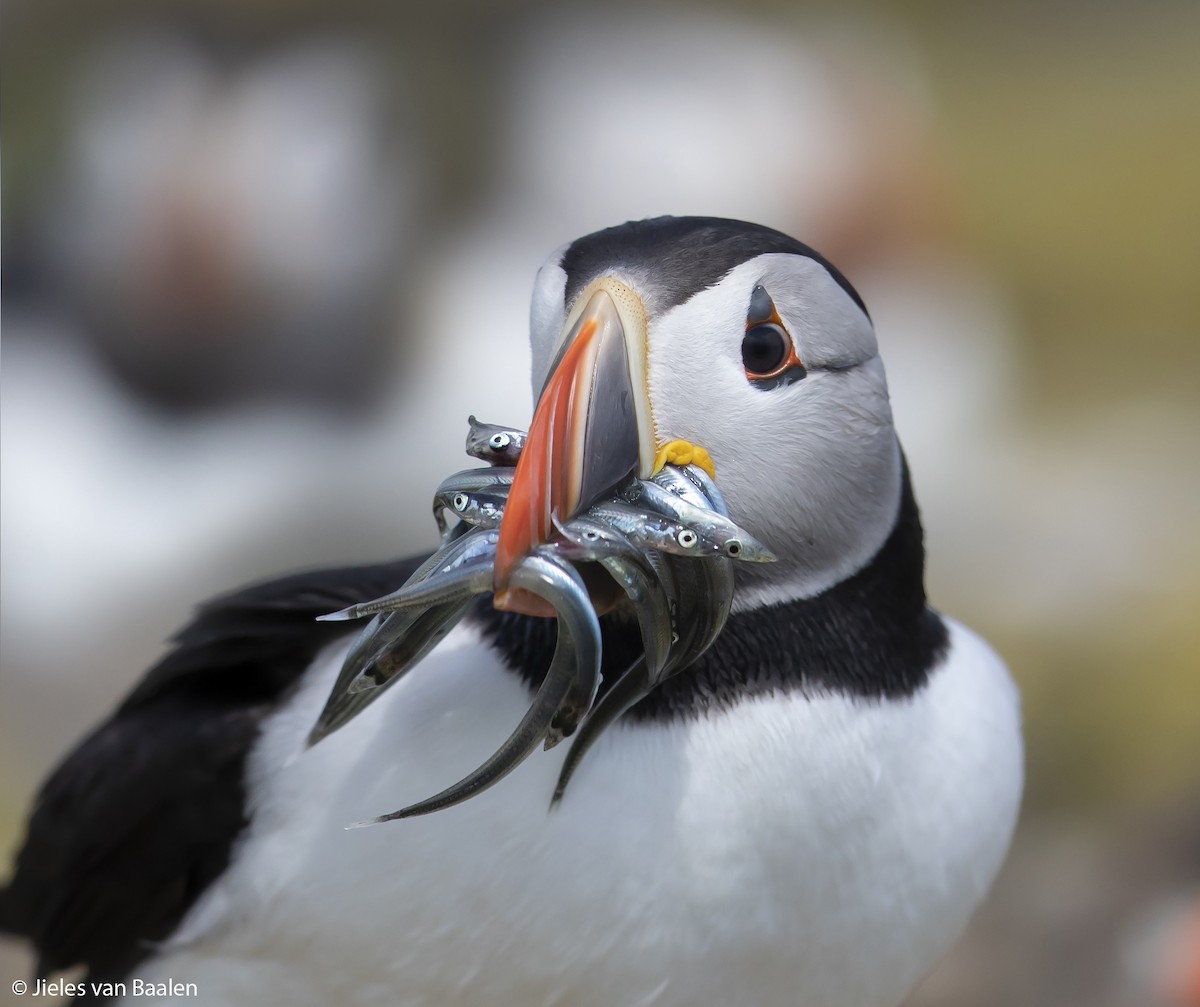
(1, 216, 1023, 1006)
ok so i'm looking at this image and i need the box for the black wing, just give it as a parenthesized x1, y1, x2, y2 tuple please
(0, 555, 426, 988)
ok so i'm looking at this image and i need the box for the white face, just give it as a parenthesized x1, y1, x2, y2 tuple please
(530, 250, 903, 608)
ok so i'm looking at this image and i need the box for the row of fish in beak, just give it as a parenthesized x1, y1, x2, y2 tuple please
(307, 416, 775, 822)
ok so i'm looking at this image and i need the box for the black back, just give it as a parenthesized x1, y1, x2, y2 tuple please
(0, 556, 425, 991)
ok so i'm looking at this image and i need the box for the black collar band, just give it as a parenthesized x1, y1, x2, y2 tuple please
(470, 459, 947, 721)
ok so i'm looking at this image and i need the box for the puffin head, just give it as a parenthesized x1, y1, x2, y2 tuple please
(495, 216, 901, 614)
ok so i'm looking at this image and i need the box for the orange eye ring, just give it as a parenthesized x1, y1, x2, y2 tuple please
(743, 285, 805, 385)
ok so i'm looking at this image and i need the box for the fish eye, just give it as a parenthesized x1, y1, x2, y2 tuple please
(726, 541, 742, 556)
(452, 493, 469, 511)
(676, 529, 698, 548)
(584, 530, 599, 540)
(489, 433, 510, 450)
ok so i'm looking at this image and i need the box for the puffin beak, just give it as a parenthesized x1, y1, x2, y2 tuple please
(495, 277, 656, 615)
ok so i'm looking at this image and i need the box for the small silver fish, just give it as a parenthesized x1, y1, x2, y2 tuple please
(552, 515, 673, 680)
(542, 516, 674, 751)
(650, 474, 735, 677)
(339, 554, 494, 614)
(551, 655, 650, 807)
(346, 601, 472, 695)
(672, 463, 729, 517)
(307, 526, 484, 746)
(632, 474, 776, 563)
(465, 415, 528, 466)
(585, 500, 751, 560)
(320, 528, 500, 622)
(432, 467, 515, 536)
(361, 551, 600, 823)
(551, 476, 738, 806)
(648, 464, 726, 513)
(433, 487, 506, 534)
(311, 458, 744, 815)
(436, 466, 517, 493)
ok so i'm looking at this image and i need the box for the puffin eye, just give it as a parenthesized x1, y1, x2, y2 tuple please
(742, 324, 790, 376)
(452, 493, 469, 511)
(676, 529, 698, 548)
(489, 433, 510, 450)
(743, 284, 805, 386)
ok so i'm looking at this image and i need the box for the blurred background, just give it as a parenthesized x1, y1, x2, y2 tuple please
(2, 0, 1197, 1003)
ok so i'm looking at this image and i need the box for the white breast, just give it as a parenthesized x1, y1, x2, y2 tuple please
(127, 618, 1022, 1007)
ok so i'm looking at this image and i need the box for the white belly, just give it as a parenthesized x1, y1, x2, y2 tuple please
(127, 618, 1022, 1007)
